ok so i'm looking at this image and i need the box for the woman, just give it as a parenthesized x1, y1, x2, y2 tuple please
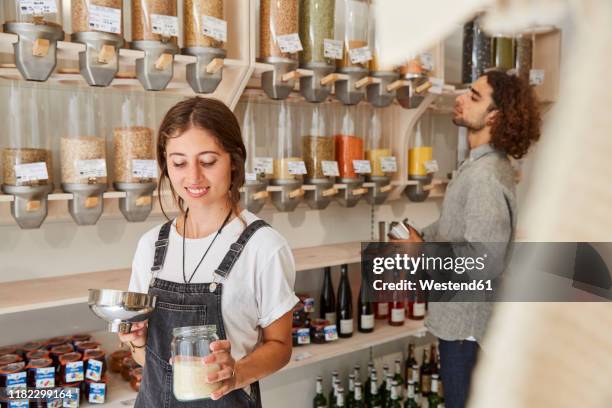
(119, 97, 298, 407)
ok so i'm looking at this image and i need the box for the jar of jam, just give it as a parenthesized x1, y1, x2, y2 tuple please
(0, 362, 26, 389)
(84, 349, 106, 382)
(60, 383, 81, 408)
(292, 303, 306, 327)
(70, 334, 92, 344)
(45, 337, 71, 349)
(26, 357, 55, 388)
(297, 294, 315, 314)
(26, 349, 50, 363)
(129, 367, 143, 392)
(21, 341, 45, 354)
(310, 319, 337, 344)
(0, 346, 19, 358)
(74, 341, 100, 354)
(292, 326, 311, 347)
(109, 349, 130, 373)
(0, 354, 22, 366)
(50, 344, 74, 368)
(121, 356, 140, 381)
(85, 377, 107, 404)
(59, 352, 83, 385)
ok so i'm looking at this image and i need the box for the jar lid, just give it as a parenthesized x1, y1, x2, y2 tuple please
(75, 341, 100, 351)
(310, 319, 330, 328)
(59, 352, 82, 364)
(172, 325, 217, 338)
(26, 358, 53, 369)
(0, 362, 25, 374)
(70, 334, 92, 343)
(84, 349, 105, 360)
(51, 344, 74, 355)
(111, 350, 130, 360)
(0, 346, 18, 357)
(0, 354, 22, 366)
(21, 342, 44, 352)
(45, 337, 71, 348)
(121, 357, 139, 369)
(26, 350, 50, 360)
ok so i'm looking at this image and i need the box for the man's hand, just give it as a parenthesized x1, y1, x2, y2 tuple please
(389, 225, 424, 243)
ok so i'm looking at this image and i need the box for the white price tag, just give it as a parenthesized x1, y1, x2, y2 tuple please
(324, 39, 343, 60)
(424, 160, 439, 173)
(348, 46, 372, 64)
(287, 161, 307, 175)
(245, 172, 257, 182)
(253, 157, 273, 174)
(76, 159, 107, 179)
(420, 52, 434, 71)
(321, 160, 340, 177)
(352, 160, 372, 174)
(132, 160, 158, 179)
(18, 0, 57, 15)
(88, 5, 122, 34)
(429, 77, 444, 95)
(202, 15, 227, 42)
(380, 156, 397, 173)
(529, 69, 545, 86)
(277, 33, 303, 53)
(151, 14, 179, 37)
(14, 162, 49, 183)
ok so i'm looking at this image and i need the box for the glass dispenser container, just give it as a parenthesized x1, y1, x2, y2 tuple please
(61, 88, 108, 225)
(71, 0, 125, 87)
(1, 82, 53, 229)
(3, 0, 64, 81)
(298, 0, 336, 102)
(238, 97, 269, 214)
(334, 0, 370, 105)
(182, 0, 227, 94)
(334, 104, 367, 207)
(111, 91, 157, 222)
(396, 52, 433, 109)
(131, 0, 179, 91)
(365, 0, 398, 108)
(515, 33, 533, 82)
(302, 103, 337, 209)
(462, 14, 491, 84)
(492, 34, 515, 71)
(364, 107, 394, 204)
(269, 100, 305, 211)
(259, 0, 301, 100)
(404, 118, 436, 202)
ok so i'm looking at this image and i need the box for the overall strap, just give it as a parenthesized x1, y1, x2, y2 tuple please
(214, 220, 270, 279)
(151, 220, 173, 273)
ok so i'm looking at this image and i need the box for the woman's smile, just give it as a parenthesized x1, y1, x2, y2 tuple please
(185, 185, 210, 198)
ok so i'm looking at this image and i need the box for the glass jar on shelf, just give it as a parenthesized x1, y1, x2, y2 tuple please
(405, 117, 436, 202)
(462, 14, 491, 84)
(492, 34, 515, 71)
(515, 33, 533, 82)
(364, 107, 394, 204)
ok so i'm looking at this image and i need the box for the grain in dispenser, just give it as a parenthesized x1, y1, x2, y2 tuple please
(60, 88, 108, 225)
(396, 52, 433, 109)
(462, 14, 491, 84)
(404, 117, 437, 202)
(71, 0, 125, 87)
(3, 0, 64, 81)
(364, 107, 394, 205)
(1, 82, 53, 229)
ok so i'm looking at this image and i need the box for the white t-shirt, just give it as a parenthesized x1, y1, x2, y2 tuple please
(129, 210, 299, 366)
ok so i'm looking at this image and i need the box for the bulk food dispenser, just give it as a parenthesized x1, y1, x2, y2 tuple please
(71, 0, 125, 87)
(130, 0, 179, 91)
(3, 0, 64, 81)
(334, 104, 367, 207)
(334, 0, 370, 105)
(111, 91, 157, 221)
(395, 52, 433, 109)
(302, 103, 338, 209)
(298, 0, 337, 103)
(404, 117, 437, 202)
(182, 0, 227, 94)
(462, 14, 491, 85)
(259, 0, 301, 100)
(238, 97, 269, 214)
(1, 82, 53, 229)
(61, 88, 107, 225)
(364, 107, 394, 205)
(269, 101, 305, 211)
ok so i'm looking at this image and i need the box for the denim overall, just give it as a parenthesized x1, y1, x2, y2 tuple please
(134, 219, 269, 408)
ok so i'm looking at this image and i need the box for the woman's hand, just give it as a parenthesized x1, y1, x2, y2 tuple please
(118, 321, 148, 350)
(204, 340, 237, 400)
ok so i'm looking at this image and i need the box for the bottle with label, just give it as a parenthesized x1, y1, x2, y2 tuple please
(313, 376, 327, 408)
(374, 301, 389, 320)
(320, 267, 336, 325)
(388, 380, 402, 408)
(428, 374, 442, 408)
(420, 349, 432, 397)
(346, 374, 355, 408)
(407, 294, 426, 321)
(353, 382, 365, 408)
(364, 364, 374, 402)
(404, 344, 416, 389)
(383, 373, 393, 407)
(378, 365, 389, 405)
(358, 269, 374, 333)
(388, 297, 405, 327)
(329, 370, 339, 408)
(336, 386, 345, 407)
(353, 363, 361, 384)
(392, 359, 404, 400)
(336, 264, 354, 338)
(369, 374, 382, 408)
(411, 364, 421, 404)
(405, 381, 418, 408)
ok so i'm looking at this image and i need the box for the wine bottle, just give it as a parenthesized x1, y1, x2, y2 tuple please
(420, 349, 432, 397)
(404, 344, 417, 389)
(313, 376, 327, 408)
(392, 359, 404, 400)
(364, 364, 374, 402)
(374, 301, 389, 320)
(407, 287, 426, 321)
(388, 380, 402, 408)
(346, 374, 355, 408)
(404, 381, 418, 408)
(369, 374, 381, 408)
(321, 267, 336, 324)
(353, 363, 361, 384)
(382, 373, 393, 407)
(336, 264, 354, 338)
(388, 298, 405, 327)
(329, 371, 339, 408)
(379, 365, 389, 406)
(358, 269, 374, 333)
(353, 382, 365, 408)
(411, 364, 421, 405)
(428, 375, 442, 408)
(336, 386, 345, 408)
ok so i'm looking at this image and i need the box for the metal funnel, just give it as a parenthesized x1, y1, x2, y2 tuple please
(88, 289, 157, 333)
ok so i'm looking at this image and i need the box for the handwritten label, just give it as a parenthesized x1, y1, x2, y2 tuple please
(277, 33, 303, 53)
(245, 172, 257, 182)
(88, 5, 122, 34)
(151, 14, 179, 37)
(380, 156, 397, 173)
(424, 160, 439, 173)
(287, 161, 307, 175)
(14, 162, 48, 183)
(428, 77, 444, 95)
(352, 160, 372, 174)
(348, 46, 372, 64)
(202, 15, 227, 42)
(324, 39, 344, 60)
(131, 160, 158, 179)
(76, 159, 107, 179)
(420, 52, 434, 71)
(18, 0, 57, 15)
(529, 69, 545, 86)
(253, 157, 273, 174)
(321, 161, 339, 177)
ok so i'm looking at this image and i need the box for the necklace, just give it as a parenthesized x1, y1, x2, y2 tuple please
(182, 208, 233, 284)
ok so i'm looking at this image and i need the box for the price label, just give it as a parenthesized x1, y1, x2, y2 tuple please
(202, 15, 227, 42)
(151, 14, 179, 37)
(253, 157, 273, 174)
(35, 367, 55, 388)
(277, 33, 303, 53)
(65, 361, 84, 383)
(324, 325, 338, 342)
(424, 160, 439, 174)
(380, 156, 397, 173)
(428, 77, 444, 95)
(420, 52, 434, 71)
(321, 161, 339, 177)
(245, 172, 257, 182)
(352, 160, 372, 174)
(88, 382, 106, 404)
(529, 69, 545, 86)
(348, 46, 372, 64)
(324, 39, 343, 60)
(14, 162, 49, 183)
(287, 161, 307, 175)
(132, 160, 158, 179)
(18, 0, 57, 15)
(86, 359, 103, 381)
(88, 5, 122, 34)
(76, 159, 107, 179)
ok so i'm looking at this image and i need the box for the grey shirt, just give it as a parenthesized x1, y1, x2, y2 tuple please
(422, 143, 516, 343)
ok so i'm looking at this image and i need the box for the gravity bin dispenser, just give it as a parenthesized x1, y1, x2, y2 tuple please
(404, 117, 438, 202)
(395, 53, 434, 109)
(334, 105, 367, 207)
(364, 107, 394, 205)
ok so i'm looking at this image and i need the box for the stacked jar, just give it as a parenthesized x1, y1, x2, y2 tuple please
(292, 294, 315, 347)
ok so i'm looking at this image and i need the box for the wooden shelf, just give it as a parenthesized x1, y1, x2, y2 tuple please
(0, 241, 362, 315)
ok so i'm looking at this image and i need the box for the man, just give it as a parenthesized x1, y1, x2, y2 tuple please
(405, 71, 541, 407)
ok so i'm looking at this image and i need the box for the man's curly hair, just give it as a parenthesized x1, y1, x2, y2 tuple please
(485, 71, 541, 159)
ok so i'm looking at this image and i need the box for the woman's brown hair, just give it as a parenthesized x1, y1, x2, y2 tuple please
(156, 97, 246, 221)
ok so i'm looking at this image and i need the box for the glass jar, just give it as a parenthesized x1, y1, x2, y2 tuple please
(131, 0, 178, 43)
(462, 14, 491, 84)
(58, 352, 83, 385)
(515, 33, 533, 82)
(302, 104, 334, 181)
(335, 0, 369, 70)
(44, 337, 71, 349)
(171, 325, 221, 401)
(0, 355, 22, 367)
(71, 0, 123, 34)
(73, 341, 100, 354)
(334, 105, 364, 180)
(365, 108, 391, 177)
(22, 342, 45, 355)
(184, 0, 225, 49)
(492, 35, 515, 71)
(367, 0, 393, 73)
(408, 120, 433, 179)
(70, 334, 92, 344)
(49, 344, 74, 368)
(0, 362, 26, 389)
(259, 0, 299, 61)
(129, 367, 143, 392)
(271, 101, 303, 181)
(108, 350, 130, 373)
(5, 0, 62, 26)
(399, 54, 431, 78)
(26, 357, 54, 388)
(236, 97, 263, 179)
(120, 356, 140, 381)
(299, 0, 335, 67)
(83, 349, 106, 382)
(84, 378, 107, 404)
(25, 350, 50, 363)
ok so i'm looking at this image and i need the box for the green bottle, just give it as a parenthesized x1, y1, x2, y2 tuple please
(383, 373, 393, 407)
(346, 374, 356, 408)
(354, 364, 361, 384)
(364, 362, 374, 402)
(388, 381, 402, 408)
(329, 371, 339, 408)
(314, 376, 328, 408)
(404, 381, 418, 408)
(393, 359, 404, 400)
(411, 364, 421, 405)
(353, 382, 365, 408)
(427, 374, 442, 408)
(379, 365, 389, 405)
(369, 374, 382, 408)
(336, 386, 345, 407)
